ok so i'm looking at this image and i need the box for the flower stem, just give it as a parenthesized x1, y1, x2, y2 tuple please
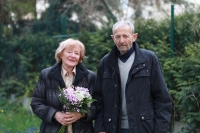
(58, 126, 66, 133)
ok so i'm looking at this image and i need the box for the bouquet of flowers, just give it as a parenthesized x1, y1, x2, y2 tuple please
(58, 85, 96, 133)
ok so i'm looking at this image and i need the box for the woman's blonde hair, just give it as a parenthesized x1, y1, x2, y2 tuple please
(55, 38, 85, 63)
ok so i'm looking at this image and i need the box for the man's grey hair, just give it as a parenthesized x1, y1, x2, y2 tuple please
(112, 20, 135, 34)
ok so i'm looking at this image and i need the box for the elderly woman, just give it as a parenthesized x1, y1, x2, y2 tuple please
(30, 38, 96, 133)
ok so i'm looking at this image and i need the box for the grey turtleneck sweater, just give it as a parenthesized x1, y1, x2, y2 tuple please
(118, 52, 135, 129)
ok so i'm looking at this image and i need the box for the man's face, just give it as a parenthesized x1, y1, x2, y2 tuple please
(111, 25, 138, 55)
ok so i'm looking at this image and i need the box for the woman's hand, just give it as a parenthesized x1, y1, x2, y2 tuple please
(65, 112, 83, 124)
(54, 111, 69, 126)
(54, 111, 85, 126)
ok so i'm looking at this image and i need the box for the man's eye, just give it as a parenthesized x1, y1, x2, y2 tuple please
(115, 36, 120, 39)
(124, 35, 128, 38)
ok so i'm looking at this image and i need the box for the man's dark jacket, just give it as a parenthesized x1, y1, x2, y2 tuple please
(30, 62, 96, 133)
(93, 42, 172, 133)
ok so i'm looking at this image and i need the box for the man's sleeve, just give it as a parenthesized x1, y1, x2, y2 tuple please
(151, 55, 172, 133)
(92, 62, 106, 133)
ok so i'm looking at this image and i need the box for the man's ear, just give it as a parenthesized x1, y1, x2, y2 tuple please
(133, 33, 138, 41)
(111, 35, 114, 40)
(111, 35, 116, 44)
(134, 33, 138, 38)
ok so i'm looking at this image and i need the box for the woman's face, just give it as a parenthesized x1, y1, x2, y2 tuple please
(60, 45, 81, 70)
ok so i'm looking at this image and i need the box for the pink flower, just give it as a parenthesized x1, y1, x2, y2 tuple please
(58, 85, 96, 113)
(64, 86, 74, 94)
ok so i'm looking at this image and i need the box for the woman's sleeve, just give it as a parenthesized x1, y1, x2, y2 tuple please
(30, 70, 57, 124)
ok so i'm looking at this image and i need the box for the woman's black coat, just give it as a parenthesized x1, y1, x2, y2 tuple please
(30, 62, 96, 133)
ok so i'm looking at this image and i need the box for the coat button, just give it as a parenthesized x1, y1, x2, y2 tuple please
(108, 118, 111, 121)
(143, 64, 145, 66)
(142, 117, 144, 120)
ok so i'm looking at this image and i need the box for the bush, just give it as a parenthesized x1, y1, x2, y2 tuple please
(0, 97, 41, 133)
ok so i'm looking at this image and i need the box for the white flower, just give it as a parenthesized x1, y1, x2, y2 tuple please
(75, 91, 85, 101)
(87, 101, 92, 107)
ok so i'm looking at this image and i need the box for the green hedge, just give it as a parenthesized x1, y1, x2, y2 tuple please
(0, 8, 200, 132)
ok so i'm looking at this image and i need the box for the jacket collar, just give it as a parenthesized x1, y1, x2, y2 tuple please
(107, 42, 145, 68)
(131, 42, 145, 67)
(48, 62, 89, 87)
(73, 63, 89, 84)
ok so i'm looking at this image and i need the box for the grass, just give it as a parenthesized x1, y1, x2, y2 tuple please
(0, 111, 41, 133)
(0, 98, 41, 133)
